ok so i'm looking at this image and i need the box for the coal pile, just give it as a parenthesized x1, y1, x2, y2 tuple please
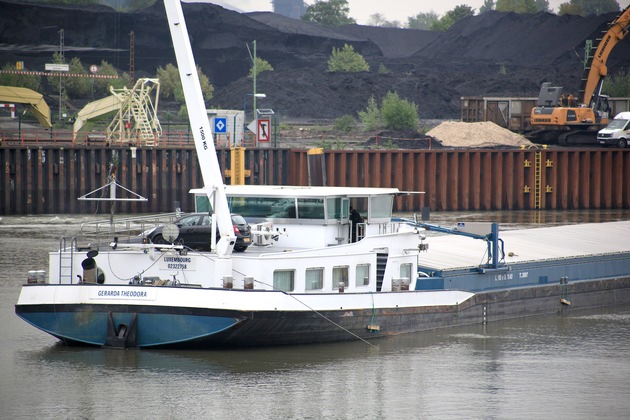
(1, 0, 628, 121)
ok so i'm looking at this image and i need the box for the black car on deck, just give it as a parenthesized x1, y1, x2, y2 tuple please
(146, 213, 251, 252)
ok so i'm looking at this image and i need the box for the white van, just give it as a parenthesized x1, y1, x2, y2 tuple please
(598, 112, 630, 148)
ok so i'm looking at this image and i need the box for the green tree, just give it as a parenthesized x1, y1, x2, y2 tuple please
(367, 13, 401, 28)
(156, 63, 214, 102)
(358, 96, 383, 131)
(327, 44, 369, 72)
(479, 0, 495, 13)
(46, 52, 65, 95)
(534, 0, 551, 12)
(301, 0, 356, 26)
(0, 63, 41, 91)
(407, 11, 440, 29)
(156, 63, 179, 100)
(93, 60, 128, 97)
(496, 0, 537, 13)
(603, 68, 630, 97)
(558, 0, 619, 16)
(249, 57, 274, 78)
(431, 5, 475, 31)
(380, 91, 419, 130)
(558, 2, 583, 15)
(64, 57, 91, 99)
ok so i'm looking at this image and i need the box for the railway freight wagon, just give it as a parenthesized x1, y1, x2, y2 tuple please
(461, 96, 630, 134)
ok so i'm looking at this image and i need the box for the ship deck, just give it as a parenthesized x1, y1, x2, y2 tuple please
(419, 221, 630, 271)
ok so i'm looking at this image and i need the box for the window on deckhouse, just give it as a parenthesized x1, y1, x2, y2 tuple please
(306, 268, 324, 290)
(356, 264, 370, 286)
(273, 270, 295, 292)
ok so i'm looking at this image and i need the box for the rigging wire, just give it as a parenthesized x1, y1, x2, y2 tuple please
(252, 278, 377, 348)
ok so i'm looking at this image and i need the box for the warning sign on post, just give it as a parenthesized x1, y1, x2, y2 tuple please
(257, 119, 270, 142)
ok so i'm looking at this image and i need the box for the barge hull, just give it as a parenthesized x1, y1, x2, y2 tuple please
(15, 276, 630, 348)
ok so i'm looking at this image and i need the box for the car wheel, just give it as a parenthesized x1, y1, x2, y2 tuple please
(617, 138, 627, 149)
(234, 246, 247, 253)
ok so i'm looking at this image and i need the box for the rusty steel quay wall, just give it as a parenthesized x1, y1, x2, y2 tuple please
(292, 148, 630, 212)
(1, 146, 629, 215)
(0, 147, 291, 215)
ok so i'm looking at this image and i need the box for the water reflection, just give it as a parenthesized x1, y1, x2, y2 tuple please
(3, 212, 630, 419)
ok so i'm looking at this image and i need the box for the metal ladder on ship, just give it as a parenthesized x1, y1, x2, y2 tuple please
(58, 237, 77, 284)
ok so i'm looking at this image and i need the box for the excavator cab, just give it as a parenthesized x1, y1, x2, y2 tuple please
(593, 95, 610, 124)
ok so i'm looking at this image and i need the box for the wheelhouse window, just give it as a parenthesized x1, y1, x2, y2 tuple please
(305, 267, 324, 290)
(370, 195, 393, 219)
(227, 197, 295, 218)
(333, 266, 349, 289)
(297, 198, 325, 219)
(273, 270, 295, 292)
(326, 197, 349, 220)
(356, 264, 370, 286)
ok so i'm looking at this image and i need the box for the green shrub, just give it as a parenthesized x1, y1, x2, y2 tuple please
(334, 114, 357, 132)
(64, 57, 91, 98)
(327, 44, 369, 73)
(378, 63, 392, 74)
(357, 96, 383, 131)
(603, 68, 630, 97)
(0, 63, 41, 91)
(380, 91, 419, 130)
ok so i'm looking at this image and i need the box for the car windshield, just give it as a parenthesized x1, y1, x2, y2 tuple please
(607, 119, 629, 130)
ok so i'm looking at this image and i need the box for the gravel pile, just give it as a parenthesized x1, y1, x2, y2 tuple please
(427, 121, 534, 148)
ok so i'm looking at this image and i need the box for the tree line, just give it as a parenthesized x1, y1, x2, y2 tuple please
(301, 0, 623, 30)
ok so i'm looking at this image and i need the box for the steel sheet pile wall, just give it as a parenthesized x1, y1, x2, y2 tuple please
(292, 149, 630, 212)
(0, 147, 291, 215)
(1, 147, 628, 214)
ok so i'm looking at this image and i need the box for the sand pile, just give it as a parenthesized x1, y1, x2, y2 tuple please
(427, 121, 534, 148)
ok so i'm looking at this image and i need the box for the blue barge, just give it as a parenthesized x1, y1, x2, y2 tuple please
(416, 221, 630, 293)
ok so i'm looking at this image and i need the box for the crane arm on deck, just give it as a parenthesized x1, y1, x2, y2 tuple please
(393, 217, 506, 270)
(163, 0, 235, 257)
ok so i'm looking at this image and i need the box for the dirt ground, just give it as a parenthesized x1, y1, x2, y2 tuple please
(1, 1, 629, 125)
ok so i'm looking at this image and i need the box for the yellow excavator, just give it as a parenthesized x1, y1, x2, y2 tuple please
(530, 5, 630, 146)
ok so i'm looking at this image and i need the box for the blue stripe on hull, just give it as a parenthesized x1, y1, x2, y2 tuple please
(16, 310, 240, 347)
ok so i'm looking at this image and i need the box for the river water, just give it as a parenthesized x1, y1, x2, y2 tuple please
(1, 211, 630, 419)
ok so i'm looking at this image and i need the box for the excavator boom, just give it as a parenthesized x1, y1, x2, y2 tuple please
(579, 5, 630, 106)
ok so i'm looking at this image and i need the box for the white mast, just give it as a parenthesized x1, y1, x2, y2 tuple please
(163, 0, 235, 258)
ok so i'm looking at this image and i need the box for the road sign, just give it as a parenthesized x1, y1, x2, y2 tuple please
(257, 119, 270, 142)
(89, 64, 99, 74)
(45, 63, 69, 72)
(247, 119, 257, 134)
(214, 117, 227, 133)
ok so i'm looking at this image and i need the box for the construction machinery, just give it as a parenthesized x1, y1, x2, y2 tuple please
(530, 5, 630, 146)
(0, 86, 52, 129)
(73, 78, 162, 146)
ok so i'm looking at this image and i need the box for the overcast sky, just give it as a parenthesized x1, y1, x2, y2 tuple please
(201, 0, 630, 25)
